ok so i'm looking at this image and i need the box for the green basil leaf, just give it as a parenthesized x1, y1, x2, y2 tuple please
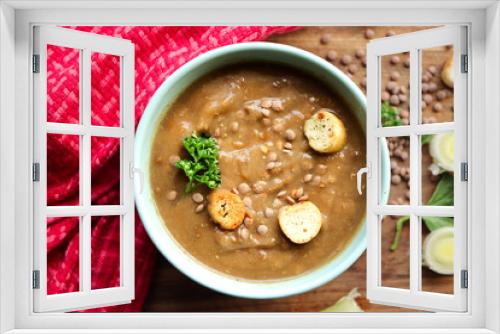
(427, 173, 454, 206)
(422, 216, 454, 232)
(421, 134, 433, 145)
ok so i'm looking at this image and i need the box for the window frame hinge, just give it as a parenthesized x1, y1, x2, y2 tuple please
(32, 54, 40, 73)
(461, 54, 468, 73)
(461, 162, 468, 181)
(461, 269, 468, 289)
(32, 270, 40, 289)
(32, 162, 40, 182)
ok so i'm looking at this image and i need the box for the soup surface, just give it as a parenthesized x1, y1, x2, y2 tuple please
(150, 63, 366, 280)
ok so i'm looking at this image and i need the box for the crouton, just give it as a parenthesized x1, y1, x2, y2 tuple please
(208, 189, 246, 230)
(304, 109, 347, 153)
(278, 201, 322, 244)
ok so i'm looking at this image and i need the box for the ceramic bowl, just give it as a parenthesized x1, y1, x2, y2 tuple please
(135, 42, 390, 299)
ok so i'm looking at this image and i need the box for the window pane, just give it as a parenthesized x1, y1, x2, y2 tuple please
(383, 136, 410, 205)
(47, 133, 80, 206)
(91, 136, 121, 205)
(47, 216, 80, 295)
(420, 132, 454, 205)
(420, 45, 454, 124)
(91, 216, 121, 289)
(46, 45, 80, 124)
(380, 52, 410, 127)
(420, 217, 454, 294)
(91, 52, 121, 127)
(381, 215, 410, 289)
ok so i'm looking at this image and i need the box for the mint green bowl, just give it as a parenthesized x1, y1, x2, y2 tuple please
(135, 42, 390, 299)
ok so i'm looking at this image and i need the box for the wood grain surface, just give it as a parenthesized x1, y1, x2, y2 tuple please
(143, 26, 454, 313)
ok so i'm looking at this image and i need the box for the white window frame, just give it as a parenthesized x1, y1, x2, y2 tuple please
(366, 26, 468, 312)
(32, 26, 135, 312)
(0, 1, 498, 333)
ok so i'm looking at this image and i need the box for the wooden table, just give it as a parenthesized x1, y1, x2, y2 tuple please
(143, 26, 454, 312)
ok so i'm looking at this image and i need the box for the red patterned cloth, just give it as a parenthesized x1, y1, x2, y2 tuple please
(46, 26, 297, 312)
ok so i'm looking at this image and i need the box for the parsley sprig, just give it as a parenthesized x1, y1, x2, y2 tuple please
(175, 133, 221, 193)
(381, 101, 401, 127)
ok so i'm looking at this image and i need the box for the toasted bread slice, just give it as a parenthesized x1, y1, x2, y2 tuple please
(278, 201, 322, 244)
(208, 189, 246, 230)
(304, 109, 347, 153)
(441, 55, 454, 89)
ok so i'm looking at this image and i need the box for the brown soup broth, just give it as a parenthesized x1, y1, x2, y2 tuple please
(150, 63, 366, 280)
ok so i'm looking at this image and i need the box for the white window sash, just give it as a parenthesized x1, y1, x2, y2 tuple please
(366, 25, 468, 312)
(32, 26, 135, 312)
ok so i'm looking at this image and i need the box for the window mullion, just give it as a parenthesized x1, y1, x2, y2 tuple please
(80, 48, 92, 294)
(81, 48, 91, 209)
(79, 215, 90, 293)
(375, 205, 454, 216)
(374, 122, 455, 138)
(409, 213, 420, 293)
(46, 122, 128, 137)
(121, 50, 135, 291)
(408, 48, 421, 294)
(46, 205, 127, 217)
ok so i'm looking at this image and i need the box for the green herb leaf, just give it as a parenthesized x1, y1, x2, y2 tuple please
(427, 173, 454, 206)
(390, 173, 454, 250)
(175, 133, 221, 193)
(421, 134, 433, 145)
(381, 101, 401, 127)
(422, 216, 454, 231)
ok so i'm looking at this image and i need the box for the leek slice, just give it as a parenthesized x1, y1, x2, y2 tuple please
(429, 132, 455, 172)
(322, 288, 364, 312)
(422, 226, 454, 275)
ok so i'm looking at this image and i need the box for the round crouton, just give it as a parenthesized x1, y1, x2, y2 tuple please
(208, 189, 246, 230)
(278, 201, 322, 244)
(304, 109, 347, 153)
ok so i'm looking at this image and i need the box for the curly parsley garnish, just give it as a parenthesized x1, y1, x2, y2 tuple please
(381, 101, 401, 127)
(175, 133, 221, 193)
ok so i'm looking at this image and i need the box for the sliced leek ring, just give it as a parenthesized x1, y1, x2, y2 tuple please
(423, 226, 454, 275)
(429, 132, 455, 172)
(322, 288, 364, 312)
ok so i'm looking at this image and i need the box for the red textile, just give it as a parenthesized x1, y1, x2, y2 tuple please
(46, 26, 297, 312)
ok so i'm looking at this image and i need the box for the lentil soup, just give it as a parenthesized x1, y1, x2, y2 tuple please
(150, 63, 366, 280)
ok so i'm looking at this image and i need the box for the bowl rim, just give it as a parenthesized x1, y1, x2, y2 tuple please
(134, 41, 390, 299)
